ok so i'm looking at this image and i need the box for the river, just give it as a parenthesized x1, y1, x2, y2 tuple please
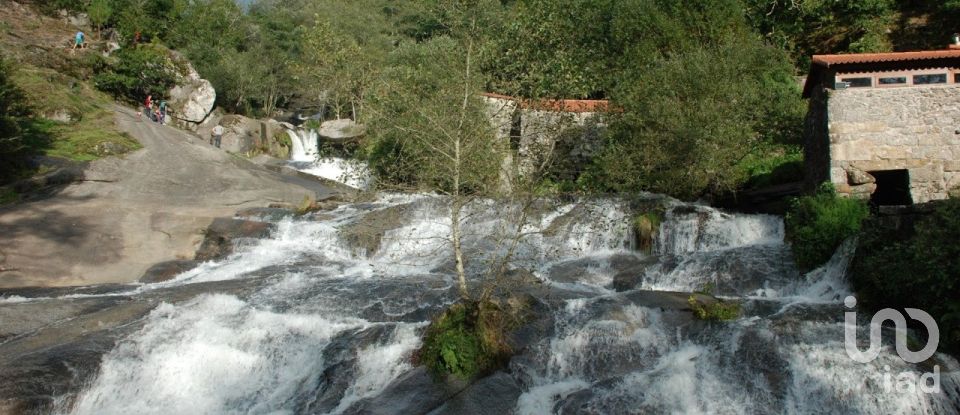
(0, 193, 957, 414)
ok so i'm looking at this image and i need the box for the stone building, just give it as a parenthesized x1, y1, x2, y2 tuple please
(481, 93, 608, 191)
(803, 49, 960, 204)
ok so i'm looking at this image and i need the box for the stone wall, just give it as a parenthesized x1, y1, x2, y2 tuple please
(818, 85, 960, 202)
(482, 95, 604, 191)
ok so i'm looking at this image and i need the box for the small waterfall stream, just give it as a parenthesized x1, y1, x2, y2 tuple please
(1, 194, 957, 414)
(285, 129, 372, 189)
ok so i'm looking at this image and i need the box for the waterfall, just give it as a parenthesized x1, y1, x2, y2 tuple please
(284, 128, 371, 189)
(6, 193, 953, 414)
(287, 129, 319, 162)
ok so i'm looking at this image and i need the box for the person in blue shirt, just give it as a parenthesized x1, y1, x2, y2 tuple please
(72, 31, 85, 51)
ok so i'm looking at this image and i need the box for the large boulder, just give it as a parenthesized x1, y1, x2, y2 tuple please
(318, 119, 366, 142)
(167, 57, 216, 130)
(218, 115, 259, 154)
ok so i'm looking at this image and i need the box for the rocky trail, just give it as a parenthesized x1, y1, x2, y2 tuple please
(0, 105, 337, 288)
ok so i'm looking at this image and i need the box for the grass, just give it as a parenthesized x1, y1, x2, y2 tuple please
(13, 64, 140, 162)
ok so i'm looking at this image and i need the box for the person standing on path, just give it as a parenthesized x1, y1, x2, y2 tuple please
(144, 94, 153, 122)
(72, 31, 85, 52)
(158, 99, 167, 124)
(211, 123, 224, 148)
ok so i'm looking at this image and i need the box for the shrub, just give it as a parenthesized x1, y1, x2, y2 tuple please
(94, 45, 179, 103)
(633, 211, 662, 253)
(417, 300, 516, 379)
(785, 183, 869, 271)
(688, 295, 741, 321)
(0, 59, 32, 183)
(851, 198, 960, 354)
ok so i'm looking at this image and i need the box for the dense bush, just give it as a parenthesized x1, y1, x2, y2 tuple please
(0, 59, 32, 184)
(93, 45, 179, 103)
(785, 184, 870, 271)
(851, 198, 960, 354)
(417, 300, 514, 379)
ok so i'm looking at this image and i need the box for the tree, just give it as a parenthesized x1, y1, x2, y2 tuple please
(0, 59, 31, 183)
(88, 0, 113, 40)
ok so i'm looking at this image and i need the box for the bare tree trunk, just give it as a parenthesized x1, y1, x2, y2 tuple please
(451, 197, 469, 299)
(451, 19, 476, 301)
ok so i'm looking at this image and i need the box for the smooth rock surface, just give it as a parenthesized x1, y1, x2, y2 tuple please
(0, 105, 336, 288)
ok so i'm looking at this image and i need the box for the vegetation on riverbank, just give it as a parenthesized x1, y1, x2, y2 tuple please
(0, 60, 138, 184)
(417, 299, 520, 379)
(851, 198, 960, 355)
(785, 184, 870, 271)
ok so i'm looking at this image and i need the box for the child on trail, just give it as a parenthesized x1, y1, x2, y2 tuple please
(71, 31, 85, 52)
(158, 100, 167, 124)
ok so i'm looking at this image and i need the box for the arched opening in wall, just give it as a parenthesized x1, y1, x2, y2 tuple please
(869, 169, 913, 206)
(509, 110, 522, 151)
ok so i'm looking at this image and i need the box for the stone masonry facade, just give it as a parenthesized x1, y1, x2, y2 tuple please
(807, 85, 960, 203)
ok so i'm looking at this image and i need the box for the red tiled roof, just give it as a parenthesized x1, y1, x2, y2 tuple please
(480, 92, 610, 113)
(812, 49, 960, 67)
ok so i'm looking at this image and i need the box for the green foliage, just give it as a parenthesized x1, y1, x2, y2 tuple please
(94, 44, 179, 102)
(745, 0, 896, 67)
(418, 300, 515, 379)
(592, 41, 804, 199)
(851, 198, 960, 354)
(688, 295, 741, 321)
(0, 59, 31, 183)
(88, 0, 113, 37)
(364, 35, 502, 193)
(0, 187, 18, 205)
(739, 145, 804, 189)
(785, 183, 870, 271)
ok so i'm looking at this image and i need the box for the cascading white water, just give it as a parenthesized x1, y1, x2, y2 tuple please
(285, 128, 372, 189)
(26, 193, 959, 414)
(288, 129, 320, 162)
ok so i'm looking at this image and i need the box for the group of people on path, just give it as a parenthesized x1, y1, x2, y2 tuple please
(140, 94, 167, 124)
(140, 93, 225, 149)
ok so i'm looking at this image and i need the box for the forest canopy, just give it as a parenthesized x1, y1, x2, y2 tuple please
(24, 0, 960, 199)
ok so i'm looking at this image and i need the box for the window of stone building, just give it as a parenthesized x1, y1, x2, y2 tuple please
(913, 74, 947, 84)
(954, 73, 960, 84)
(869, 169, 913, 206)
(878, 76, 908, 85)
(509, 110, 522, 151)
(841, 77, 872, 87)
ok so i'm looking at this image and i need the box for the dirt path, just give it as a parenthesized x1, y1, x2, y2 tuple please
(0, 106, 336, 288)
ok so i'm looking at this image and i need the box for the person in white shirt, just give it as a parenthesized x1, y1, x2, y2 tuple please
(211, 124, 224, 148)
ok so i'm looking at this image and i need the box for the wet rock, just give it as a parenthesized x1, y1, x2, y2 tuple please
(138, 260, 200, 283)
(428, 371, 522, 415)
(234, 207, 295, 221)
(195, 218, 275, 261)
(644, 245, 799, 297)
(505, 294, 554, 353)
(547, 258, 601, 284)
(339, 203, 414, 256)
(610, 254, 657, 292)
(297, 325, 394, 414)
(342, 367, 470, 415)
